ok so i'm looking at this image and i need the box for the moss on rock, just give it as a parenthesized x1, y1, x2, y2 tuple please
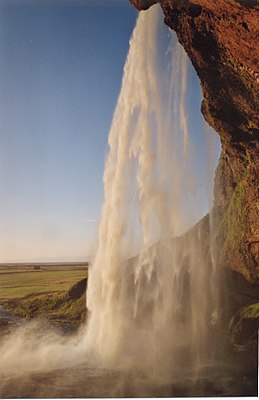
(229, 303, 259, 351)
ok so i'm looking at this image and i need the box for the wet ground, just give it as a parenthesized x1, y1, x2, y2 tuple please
(0, 356, 257, 398)
(0, 308, 257, 398)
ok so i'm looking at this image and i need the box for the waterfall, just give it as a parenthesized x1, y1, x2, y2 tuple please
(0, 6, 227, 397)
(84, 5, 220, 380)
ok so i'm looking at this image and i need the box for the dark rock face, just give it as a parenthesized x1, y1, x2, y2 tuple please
(129, 0, 259, 282)
(67, 278, 87, 300)
(129, 0, 158, 10)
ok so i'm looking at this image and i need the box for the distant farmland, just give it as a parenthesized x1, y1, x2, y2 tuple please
(0, 263, 88, 300)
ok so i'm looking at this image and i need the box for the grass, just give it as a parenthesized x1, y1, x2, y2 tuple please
(0, 266, 87, 300)
(0, 264, 88, 330)
(6, 289, 87, 323)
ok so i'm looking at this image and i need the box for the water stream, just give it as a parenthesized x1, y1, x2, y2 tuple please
(84, 4, 220, 378)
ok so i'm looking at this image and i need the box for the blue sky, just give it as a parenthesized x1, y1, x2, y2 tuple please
(0, 1, 220, 263)
(0, 0, 138, 262)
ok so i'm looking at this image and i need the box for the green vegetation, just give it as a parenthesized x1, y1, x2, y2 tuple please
(229, 303, 259, 351)
(5, 286, 86, 324)
(219, 176, 247, 250)
(215, 169, 251, 279)
(0, 265, 88, 331)
(0, 267, 87, 299)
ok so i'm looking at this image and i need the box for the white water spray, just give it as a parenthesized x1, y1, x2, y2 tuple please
(85, 5, 220, 378)
(0, 6, 221, 394)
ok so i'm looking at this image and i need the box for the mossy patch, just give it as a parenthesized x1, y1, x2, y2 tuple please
(4, 278, 87, 330)
(229, 303, 259, 351)
(220, 177, 247, 249)
(215, 169, 251, 279)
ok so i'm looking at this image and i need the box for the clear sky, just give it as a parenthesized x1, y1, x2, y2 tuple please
(0, 0, 220, 263)
(0, 0, 138, 262)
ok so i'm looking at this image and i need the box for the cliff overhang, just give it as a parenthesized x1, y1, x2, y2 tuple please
(129, 0, 259, 282)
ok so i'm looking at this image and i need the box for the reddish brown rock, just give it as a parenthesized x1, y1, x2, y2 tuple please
(129, 0, 259, 282)
(129, 0, 158, 10)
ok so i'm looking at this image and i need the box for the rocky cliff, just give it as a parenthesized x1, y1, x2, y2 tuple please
(130, 0, 259, 282)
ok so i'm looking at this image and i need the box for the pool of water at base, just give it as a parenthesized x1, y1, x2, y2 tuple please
(0, 359, 257, 398)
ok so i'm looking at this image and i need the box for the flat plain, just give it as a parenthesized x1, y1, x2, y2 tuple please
(0, 264, 88, 300)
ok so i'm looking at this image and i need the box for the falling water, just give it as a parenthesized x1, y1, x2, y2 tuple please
(0, 5, 226, 397)
(85, 5, 220, 381)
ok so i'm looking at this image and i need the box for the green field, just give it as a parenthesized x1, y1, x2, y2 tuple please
(0, 265, 88, 300)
